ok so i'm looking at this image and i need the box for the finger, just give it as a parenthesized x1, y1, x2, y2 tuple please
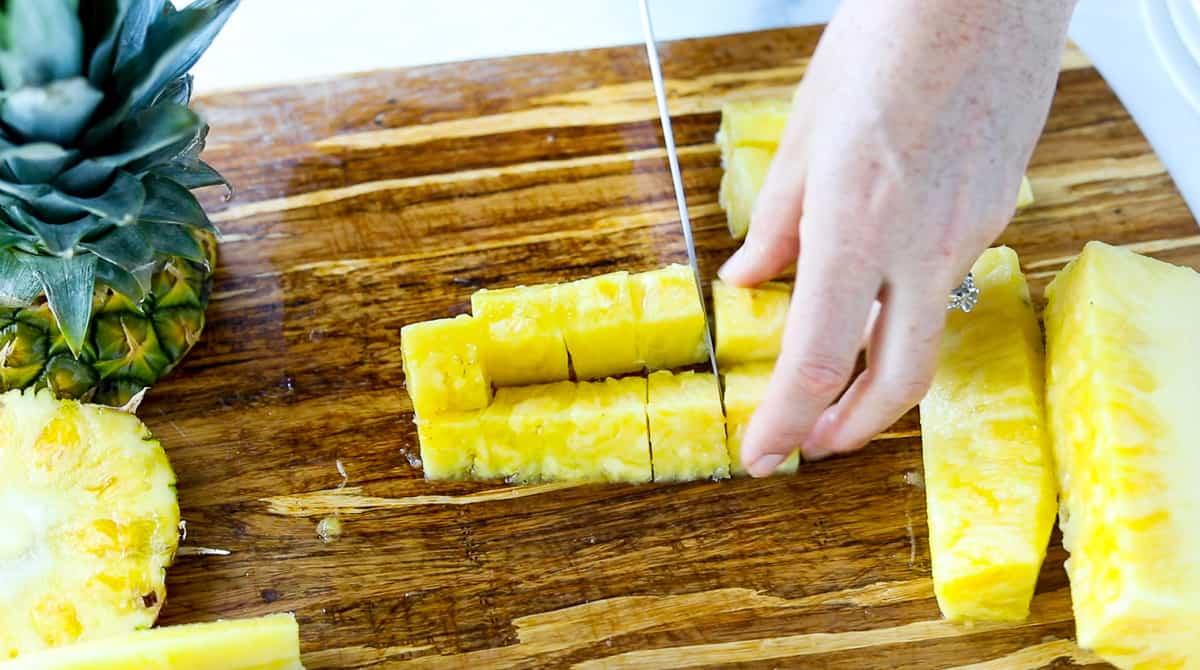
(803, 284, 945, 459)
(740, 247, 882, 476)
(718, 113, 809, 286)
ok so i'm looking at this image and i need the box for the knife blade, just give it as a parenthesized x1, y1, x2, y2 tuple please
(637, 0, 720, 379)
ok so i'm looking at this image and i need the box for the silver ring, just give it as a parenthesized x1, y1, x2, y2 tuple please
(947, 273, 979, 313)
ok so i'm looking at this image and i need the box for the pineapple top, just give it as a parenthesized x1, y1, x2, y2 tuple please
(0, 0, 237, 357)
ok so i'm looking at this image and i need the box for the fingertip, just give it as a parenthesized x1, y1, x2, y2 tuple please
(746, 453, 787, 478)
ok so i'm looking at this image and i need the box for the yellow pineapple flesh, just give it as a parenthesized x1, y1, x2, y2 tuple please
(647, 371, 729, 481)
(550, 376, 651, 483)
(715, 99, 790, 164)
(0, 389, 179, 659)
(1016, 176, 1034, 209)
(415, 411, 483, 480)
(400, 315, 492, 416)
(723, 362, 799, 476)
(477, 382, 575, 482)
(1045, 241, 1200, 668)
(718, 147, 775, 240)
(919, 247, 1056, 623)
(472, 284, 569, 386)
(712, 279, 790, 365)
(1, 613, 303, 669)
(631, 265, 708, 372)
(555, 271, 641, 380)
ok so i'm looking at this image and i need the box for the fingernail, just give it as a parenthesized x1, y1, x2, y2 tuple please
(747, 453, 787, 478)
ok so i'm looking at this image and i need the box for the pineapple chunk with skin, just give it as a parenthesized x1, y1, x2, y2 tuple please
(472, 284, 569, 386)
(718, 146, 775, 240)
(723, 362, 799, 476)
(919, 247, 1057, 623)
(1045, 241, 1200, 668)
(477, 382, 575, 482)
(415, 411, 483, 480)
(0, 390, 179, 659)
(546, 377, 651, 483)
(401, 315, 491, 416)
(647, 371, 729, 481)
(2, 613, 303, 670)
(556, 271, 641, 380)
(712, 279, 790, 365)
(715, 99, 790, 164)
(631, 265, 708, 371)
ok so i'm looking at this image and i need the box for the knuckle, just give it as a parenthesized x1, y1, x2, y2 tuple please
(787, 355, 852, 399)
(884, 370, 934, 407)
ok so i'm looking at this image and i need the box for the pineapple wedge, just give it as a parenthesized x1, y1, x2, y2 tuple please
(631, 265, 708, 372)
(718, 147, 775, 240)
(401, 315, 492, 416)
(919, 247, 1056, 623)
(472, 284, 569, 386)
(0, 389, 179, 658)
(415, 411, 483, 480)
(477, 382, 575, 482)
(1045, 241, 1200, 668)
(2, 613, 303, 669)
(556, 272, 641, 380)
(723, 362, 799, 476)
(712, 279, 790, 365)
(715, 99, 790, 164)
(647, 371, 729, 481)
(548, 377, 651, 483)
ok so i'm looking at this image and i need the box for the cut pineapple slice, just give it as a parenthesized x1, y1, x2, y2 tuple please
(477, 382, 575, 482)
(400, 315, 492, 416)
(715, 99, 790, 164)
(723, 362, 799, 476)
(718, 146, 775, 240)
(0, 389, 179, 659)
(415, 411, 483, 480)
(647, 371, 729, 481)
(712, 279, 790, 365)
(919, 247, 1056, 623)
(547, 376, 651, 483)
(2, 613, 303, 669)
(472, 284, 569, 386)
(631, 265, 708, 371)
(1045, 241, 1200, 668)
(555, 271, 641, 380)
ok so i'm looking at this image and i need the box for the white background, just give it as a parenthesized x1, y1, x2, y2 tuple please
(187, 0, 1200, 218)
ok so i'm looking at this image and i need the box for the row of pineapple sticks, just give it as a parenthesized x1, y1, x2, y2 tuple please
(399, 264, 797, 482)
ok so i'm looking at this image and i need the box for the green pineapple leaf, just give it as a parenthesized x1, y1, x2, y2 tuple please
(20, 252, 98, 357)
(139, 173, 214, 232)
(1, 143, 80, 184)
(94, 257, 149, 302)
(56, 102, 202, 191)
(80, 220, 155, 268)
(150, 158, 227, 190)
(114, 0, 168, 72)
(0, 0, 84, 88)
(0, 248, 41, 306)
(35, 169, 146, 224)
(139, 221, 205, 263)
(0, 77, 104, 143)
(82, 0, 134, 85)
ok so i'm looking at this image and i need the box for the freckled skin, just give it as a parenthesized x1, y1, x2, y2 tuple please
(718, 0, 1079, 474)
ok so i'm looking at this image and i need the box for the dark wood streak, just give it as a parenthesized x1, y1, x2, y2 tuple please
(141, 25, 1195, 668)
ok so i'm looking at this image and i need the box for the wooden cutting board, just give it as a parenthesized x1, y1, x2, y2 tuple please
(148, 25, 1196, 669)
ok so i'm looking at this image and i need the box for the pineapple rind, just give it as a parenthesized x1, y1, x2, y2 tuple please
(0, 613, 303, 670)
(722, 362, 799, 476)
(472, 285, 570, 387)
(401, 315, 492, 417)
(631, 265, 708, 372)
(0, 389, 179, 659)
(555, 272, 642, 380)
(712, 280, 790, 365)
(1045, 241, 1200, 668)
(647, 371, 729, 481)
(920, 247, 1056, 623)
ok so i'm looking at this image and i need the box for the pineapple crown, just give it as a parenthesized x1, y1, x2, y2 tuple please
(0, 0, 237, 357)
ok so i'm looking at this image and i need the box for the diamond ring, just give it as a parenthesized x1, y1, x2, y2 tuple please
(947, 273, 980, 313)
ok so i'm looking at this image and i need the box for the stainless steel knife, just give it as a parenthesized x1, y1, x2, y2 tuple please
(637, 0, 720, 378)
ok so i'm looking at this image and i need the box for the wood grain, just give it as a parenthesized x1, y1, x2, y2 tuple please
(140, 26, 1195, 668)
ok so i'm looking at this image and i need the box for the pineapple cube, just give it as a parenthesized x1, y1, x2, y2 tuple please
(718, 146, 775, 240)
(401, 315, 491, 416)
(472, 284, 569, 386)
(919, 247, 1057, 623)
(712, 279, 790, 365)
(3, 613, 303, 670)
(415, 411, 483, 480)
(723, 362, 799, 476)
(545, 376, 651, 483)
(715, 99, 790, 164)
(1045, 241, 1200, 668)
(555, 271, 641, 380)
(631, 265, 708, 371)
(647, 370, 729, 481)
(477, 382, 575, 482)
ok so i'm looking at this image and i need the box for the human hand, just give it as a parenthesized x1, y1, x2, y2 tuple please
(719, 0, 1076, 475)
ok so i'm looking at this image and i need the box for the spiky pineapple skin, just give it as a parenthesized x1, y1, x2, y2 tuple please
(919, 247, 1056, 623)
(0, 389, 179, 659)
(1, 613, 303, 670)
(1045, 241, 1200, 668)
(723, 362, 798, 476)
(712, 279, 789, 365)
(647, 370, 729, 482)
